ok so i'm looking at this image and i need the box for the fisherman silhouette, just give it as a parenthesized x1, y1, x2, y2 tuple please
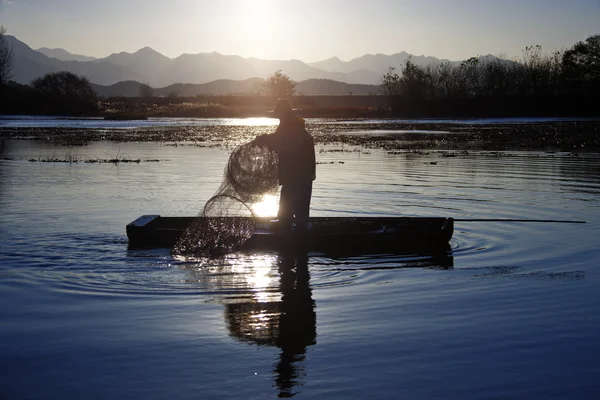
(254, 99, 316, 232)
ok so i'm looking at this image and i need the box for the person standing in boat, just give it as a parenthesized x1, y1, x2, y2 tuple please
(253, 98, 316, 232)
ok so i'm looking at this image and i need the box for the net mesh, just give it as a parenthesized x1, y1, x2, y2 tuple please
(172, 141, 279, 257)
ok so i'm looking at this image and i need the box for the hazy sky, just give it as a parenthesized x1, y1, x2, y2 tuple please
(1, 0, 599, 62)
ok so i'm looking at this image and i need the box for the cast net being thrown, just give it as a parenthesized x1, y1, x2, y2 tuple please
(172, 141, 279, 258)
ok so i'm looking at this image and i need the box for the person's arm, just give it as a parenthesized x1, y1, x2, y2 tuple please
(253, 132, 283, 151)
(253, 133, 274, 148)
(252, 134, 269, 148)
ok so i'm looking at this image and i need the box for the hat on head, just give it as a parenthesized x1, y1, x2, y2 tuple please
(268, 98, 296, 119)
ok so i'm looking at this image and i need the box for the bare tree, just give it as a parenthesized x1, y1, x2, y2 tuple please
(263, 70, 296, 98)
(399, 58, 432, 100)
(0, 26, 14, 85)
(381, 66, 401, 96)
(436, 62, 460, 98)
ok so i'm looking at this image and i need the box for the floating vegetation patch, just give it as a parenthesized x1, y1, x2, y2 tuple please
(28, 158, 162, 164)
(387, 149, 432, 155)
(1, 156, 163, 164)
(319, 148, 370, 154)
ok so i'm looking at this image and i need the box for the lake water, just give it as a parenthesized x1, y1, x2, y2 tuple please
(1, 118, 600, 399)
(1, 115, 598, 129)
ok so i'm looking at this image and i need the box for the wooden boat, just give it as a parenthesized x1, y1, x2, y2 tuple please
(126, 215, 454, 255)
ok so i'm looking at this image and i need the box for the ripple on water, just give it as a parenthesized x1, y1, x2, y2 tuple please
(1, 216, 590, 298)
(1, 229, 461, 298)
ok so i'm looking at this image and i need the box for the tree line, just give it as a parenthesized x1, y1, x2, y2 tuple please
(381, 35, 600, 117)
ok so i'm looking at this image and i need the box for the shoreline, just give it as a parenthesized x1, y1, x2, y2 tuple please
(4, 92, 600, 120)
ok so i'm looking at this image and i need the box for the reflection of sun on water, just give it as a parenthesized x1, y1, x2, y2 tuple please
(252, 194, 279, 218)
(243, 117, 279, 126)
(231, 254, 278, 303)
(224, 255, 282, 342)
(250, 312, 272, 326)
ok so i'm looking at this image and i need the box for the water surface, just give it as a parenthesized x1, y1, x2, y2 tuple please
(1, 132, 599, 399)
(1, 115, 598, 129)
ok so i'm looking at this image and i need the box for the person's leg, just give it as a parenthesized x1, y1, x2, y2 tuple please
(277, 185, 293, 233)
(293, 182, 313, 231)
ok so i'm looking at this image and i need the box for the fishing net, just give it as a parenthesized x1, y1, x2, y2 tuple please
(172, 141, 279, 257)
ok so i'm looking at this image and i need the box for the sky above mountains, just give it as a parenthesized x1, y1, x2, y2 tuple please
(1, 0, 599, 62)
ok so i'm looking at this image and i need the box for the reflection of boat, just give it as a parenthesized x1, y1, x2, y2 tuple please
(126, 215, 454, 254)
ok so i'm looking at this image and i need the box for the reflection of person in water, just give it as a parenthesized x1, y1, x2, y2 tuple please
(223, 250, 316, 398)
(274, 251, 316, 397)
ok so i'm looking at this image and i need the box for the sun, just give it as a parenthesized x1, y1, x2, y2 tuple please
(241, 0, 273, 40)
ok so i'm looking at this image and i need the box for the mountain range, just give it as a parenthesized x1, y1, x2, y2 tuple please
(6, 35, 500, 96)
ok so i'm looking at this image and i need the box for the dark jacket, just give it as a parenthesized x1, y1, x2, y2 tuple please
(255, 117, 316, 186)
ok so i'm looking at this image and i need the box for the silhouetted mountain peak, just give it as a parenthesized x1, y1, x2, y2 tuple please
(6, 35, 35, 53)
(136, 46, 154, 53)
(105, 47, 165, 60)
(6, 35, 58, 65)
(36, 47, 97, 62)
(132, 46, 169, 59)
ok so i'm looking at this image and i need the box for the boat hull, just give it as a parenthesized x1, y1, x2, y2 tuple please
(126, 215, 454, 255)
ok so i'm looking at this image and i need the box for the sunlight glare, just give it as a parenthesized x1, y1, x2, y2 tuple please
(243, 0, 272, 36)
(242, 117, 279, 126)
(252, 194, 279, 218)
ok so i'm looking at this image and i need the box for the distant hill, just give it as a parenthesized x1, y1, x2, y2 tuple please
(36, 47, 97, 62)
(91, 78, 381, 97)
(90, 81, 148, 97)
(91, 78, 265, 97)
(155, 78, 266, 97)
